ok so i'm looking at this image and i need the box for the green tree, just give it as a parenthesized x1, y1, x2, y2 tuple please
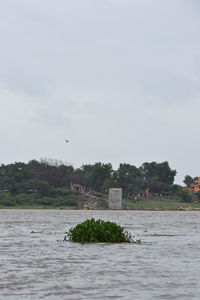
(179, 188, 193, 203)
(80, 162, 113, 192)
(140, 161, 176, 193)
(115, 163, 143, 193)
(183, 175, 194, 188)
(171, 184, 183, 195)
(0, 162, 33, 193)
(22, 178, 53, 196)
(28, 159, 74, 188)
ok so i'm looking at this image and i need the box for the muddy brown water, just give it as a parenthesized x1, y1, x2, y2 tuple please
(0, 210, 200, 299)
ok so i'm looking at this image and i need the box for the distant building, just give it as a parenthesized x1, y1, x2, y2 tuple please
(109, 188, 122, 209)
(70, 183, 85, 193)
(191, 177, 200, 193)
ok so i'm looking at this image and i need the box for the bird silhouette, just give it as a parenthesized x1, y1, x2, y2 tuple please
(65, 140, 69, 143)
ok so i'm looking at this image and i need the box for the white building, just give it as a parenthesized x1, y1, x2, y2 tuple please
(109, 188, 122, 209)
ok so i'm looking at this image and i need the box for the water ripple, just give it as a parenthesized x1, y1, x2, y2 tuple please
(1, 210, 200, 299)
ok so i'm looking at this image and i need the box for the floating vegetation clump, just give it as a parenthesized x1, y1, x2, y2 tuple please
(65, 218, 134, 243)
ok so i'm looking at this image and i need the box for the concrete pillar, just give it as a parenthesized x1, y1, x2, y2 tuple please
(109, 188, 122, 209)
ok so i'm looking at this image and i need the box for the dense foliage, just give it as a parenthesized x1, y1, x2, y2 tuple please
(66, 219, 133, 243)
(0, 158, 197, 206)
(77, 161, 177, 194)
(179, 188, 193, 203)
(0, 159, 177, 194)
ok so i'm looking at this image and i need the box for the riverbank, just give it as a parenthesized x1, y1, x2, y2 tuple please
(1, 197, 200, 210)
(124, 197, 200, 210)
(0, 204, 74, 209)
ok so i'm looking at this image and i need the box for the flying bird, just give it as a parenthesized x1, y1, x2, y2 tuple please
(65, 139, 69, 143)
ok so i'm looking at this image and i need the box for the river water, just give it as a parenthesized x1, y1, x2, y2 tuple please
(0, 210, 200, 300)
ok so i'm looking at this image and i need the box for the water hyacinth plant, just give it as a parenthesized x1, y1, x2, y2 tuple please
(65, 218, 134, 243)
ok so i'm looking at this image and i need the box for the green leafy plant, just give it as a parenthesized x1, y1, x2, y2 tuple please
(65, 218, 133, 243)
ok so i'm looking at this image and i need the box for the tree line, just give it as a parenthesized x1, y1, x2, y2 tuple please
(0, 158, 180, 207)
(0, 159, 177, 194)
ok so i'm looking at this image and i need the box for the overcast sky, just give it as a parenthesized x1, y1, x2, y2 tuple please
(0, 0, 200, 184)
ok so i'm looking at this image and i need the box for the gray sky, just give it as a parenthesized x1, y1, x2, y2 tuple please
(0, 0, 200, 184)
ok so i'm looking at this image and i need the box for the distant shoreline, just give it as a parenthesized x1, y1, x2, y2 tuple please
(1, 197, 200, 211)
(1, 207, 200, 211)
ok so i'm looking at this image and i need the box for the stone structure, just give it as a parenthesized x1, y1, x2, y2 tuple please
(70, 183, 85, 193)
(109, 188, 122, 209)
